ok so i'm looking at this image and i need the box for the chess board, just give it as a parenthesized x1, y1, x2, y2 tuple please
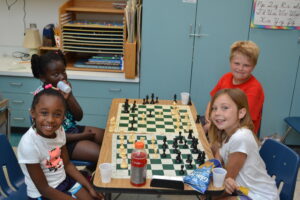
(111, 133, 208, 179)
(114, 103, 198, 135)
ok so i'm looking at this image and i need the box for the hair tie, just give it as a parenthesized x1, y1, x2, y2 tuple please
(32, 84, 56, 96)
(44, 84, 53, 89)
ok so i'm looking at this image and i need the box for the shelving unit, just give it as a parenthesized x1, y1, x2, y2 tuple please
(58, 0, 135, 75)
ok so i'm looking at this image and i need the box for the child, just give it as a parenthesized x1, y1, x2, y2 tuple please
(205, 41, 264, 135)
(17, 88, 103, 199)
(208, 88, 278, 200)
(31, 50, 104, 167)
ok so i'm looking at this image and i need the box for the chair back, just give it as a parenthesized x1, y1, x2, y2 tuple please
(0, 134, 26, 199)
(260, 139, 300, 200)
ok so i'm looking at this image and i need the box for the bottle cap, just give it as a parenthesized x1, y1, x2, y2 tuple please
(135, 141, 144, 149)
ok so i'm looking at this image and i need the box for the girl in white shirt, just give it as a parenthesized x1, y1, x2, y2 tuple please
(18, 88, 103, 200)
(208, 88, 279, 200)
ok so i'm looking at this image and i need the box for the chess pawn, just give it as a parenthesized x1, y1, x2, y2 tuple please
(130, 141, 147, 186)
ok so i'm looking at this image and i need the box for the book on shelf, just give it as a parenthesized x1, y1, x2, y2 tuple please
(74, 56, 123, 70)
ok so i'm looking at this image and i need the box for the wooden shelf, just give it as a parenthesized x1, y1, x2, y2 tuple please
(65, 7, 124, 14)
(58, 0, 136, 79)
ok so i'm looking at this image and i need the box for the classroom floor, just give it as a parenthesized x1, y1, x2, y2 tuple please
(10, 133, 300, 200)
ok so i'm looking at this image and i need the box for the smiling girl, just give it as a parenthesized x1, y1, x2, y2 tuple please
(18, 88, 103, 200)
(208, 88, 278, 200)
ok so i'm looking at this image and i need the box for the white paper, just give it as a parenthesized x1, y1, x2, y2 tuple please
(253, 0, 300, 27)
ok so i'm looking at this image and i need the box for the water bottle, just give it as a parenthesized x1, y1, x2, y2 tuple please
(130, 141, 147, 186)
(57, 81, 71, 93)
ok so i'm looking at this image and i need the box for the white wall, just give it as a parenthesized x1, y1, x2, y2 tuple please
(0, 0, 67, 55)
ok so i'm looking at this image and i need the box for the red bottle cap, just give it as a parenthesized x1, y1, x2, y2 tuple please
(135, 141, 144, 149)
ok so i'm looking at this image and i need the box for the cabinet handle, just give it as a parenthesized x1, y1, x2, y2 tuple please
(12, 100, 24, 104)
(109, 88, 122, 92)
(189, 24, 208, 38)
(9, 82, 23, 86)
(189, 24, 194, 37)
(13, 117, 25, 121)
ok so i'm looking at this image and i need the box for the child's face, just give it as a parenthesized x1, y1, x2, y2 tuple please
(41, 60, 67, 87)
(31, 95, 65, 138)
(230, 52, 254, 84)
(211, 94, 245, 135)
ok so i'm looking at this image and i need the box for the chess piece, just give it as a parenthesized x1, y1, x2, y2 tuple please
(188, 129, 193, 139)
(176, 151, 182, 163)
(156, 97, 159, 104)
(143, 98, 146, 105)
(150, 93, 155, 104)
(145, 95, 149, 104)
(162, 147, 166, 158)
(188, 159, 193, 169)
(183, 140, 188, 148)
(129, 132, 135, 143)
(188, 96, 192, 105)
(179, 165, 185, 175)
(195, 115, 201, 124)
(153, 147, 159, 159)
(173, 94, 177, 103)
(121, 155, 128, 168)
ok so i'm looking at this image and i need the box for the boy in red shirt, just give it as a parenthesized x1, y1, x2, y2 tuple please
(205, 41, 264, 135)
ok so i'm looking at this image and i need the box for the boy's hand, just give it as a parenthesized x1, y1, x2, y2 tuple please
(224, 177, 238, 194)
(83, 131, 96, 140)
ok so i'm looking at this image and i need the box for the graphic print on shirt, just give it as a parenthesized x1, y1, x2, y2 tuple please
(43, 146, 63, 172)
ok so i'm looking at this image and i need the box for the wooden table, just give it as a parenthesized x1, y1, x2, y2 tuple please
(93, 98, 223, 199)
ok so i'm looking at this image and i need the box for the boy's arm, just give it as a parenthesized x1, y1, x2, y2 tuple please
(26, 164, 75, 200)
(61, 145, 101, 199)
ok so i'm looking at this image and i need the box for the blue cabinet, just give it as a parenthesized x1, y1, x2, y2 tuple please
(191, 0, 253, 114)
(0, 76, 139, 129)
(0, 76, 40, 127)
(249, 29, 300, 142)
(139, 0, 197, 99)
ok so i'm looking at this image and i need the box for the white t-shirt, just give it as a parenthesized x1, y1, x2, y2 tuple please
(219, 128, 279, 200)
(18, 126, 66, 198)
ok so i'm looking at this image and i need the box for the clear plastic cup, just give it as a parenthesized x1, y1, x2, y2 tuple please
(180, 92, 190, 105)
(99, 163, 113, 183)
(212, 167, 227, 188)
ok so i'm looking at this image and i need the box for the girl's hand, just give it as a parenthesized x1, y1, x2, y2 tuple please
(83, 130, 96, 140)
(88, 188, 104, 200)
(224, 177, 238, 194)
(57, 80, 72, 99)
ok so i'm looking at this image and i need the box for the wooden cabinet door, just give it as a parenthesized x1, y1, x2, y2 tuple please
(191, 0, 253, 114)
(140, 0, 197, 99)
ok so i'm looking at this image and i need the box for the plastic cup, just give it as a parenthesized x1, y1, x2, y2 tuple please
(181, 92, 190, 105)
(99, 163, 113, 183)
(212, 167, 227, 188)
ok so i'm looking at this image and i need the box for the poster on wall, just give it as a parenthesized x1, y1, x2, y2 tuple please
(251, 0, 300, 29)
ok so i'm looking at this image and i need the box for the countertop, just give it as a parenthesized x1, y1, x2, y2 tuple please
(0, 56, 139, 83)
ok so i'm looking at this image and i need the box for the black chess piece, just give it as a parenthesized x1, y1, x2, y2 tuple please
(186, 154, 191, 163)
(150, 93, 155, 104)
(176, 151, 182, 163)
(195, 115, 201, 124)
(183, 140, 188, 148)
(179, 132, 183, 144)
(143, 98, 146, 105)
(156, 97, 159, 104)
(131, 114, 136, 123)
(162, 148, 166, 158)
(188, 159, 193, 169)
(145, 95, 149, 104)
(129, 121, 134, 130)
(147, 110, 153, 117)
(131, 106, 135, 113)
(188, 129, 193, 139)
(188, 96, 192, 105)
(174, 94, 177, 103)
(179, 165, 185, 175)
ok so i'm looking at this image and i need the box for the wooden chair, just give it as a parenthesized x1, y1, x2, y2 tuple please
(260, 139, 300, 200)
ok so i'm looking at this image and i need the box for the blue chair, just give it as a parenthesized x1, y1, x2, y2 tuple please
(260, 139, 300, 200)
(281, 116, 300, 143)
(0, 134, 27, 200)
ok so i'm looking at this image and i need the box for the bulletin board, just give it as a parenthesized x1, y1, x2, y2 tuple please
(251, 0, 300, 30)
